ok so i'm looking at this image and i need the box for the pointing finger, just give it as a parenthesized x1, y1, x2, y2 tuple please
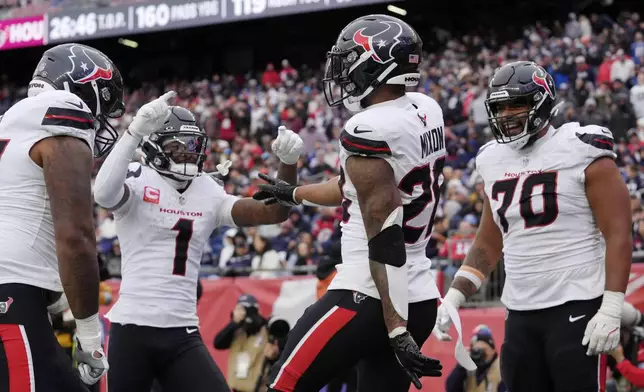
(160, 90, 177, 102)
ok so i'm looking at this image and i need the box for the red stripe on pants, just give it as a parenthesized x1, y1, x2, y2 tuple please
(599, 354, 607, 392)
(272, 306, 356, 392)
(0, 325, 31, 392)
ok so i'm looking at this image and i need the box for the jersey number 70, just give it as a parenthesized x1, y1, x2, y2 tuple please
(491, 171, 559, 233)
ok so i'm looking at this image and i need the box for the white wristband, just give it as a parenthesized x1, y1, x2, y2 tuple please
(454, 269, 483, 290)
(75, 313, 102, 352)
(600, 291, 625, 318)
(388, 326, 407, 339)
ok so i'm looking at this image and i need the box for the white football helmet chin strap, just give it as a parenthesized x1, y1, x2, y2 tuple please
(166, 161, 200, 181)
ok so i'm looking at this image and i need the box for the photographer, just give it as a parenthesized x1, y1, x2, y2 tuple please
(446, 324, 506, 392)
(255, 317, 290, 392)
(213, 294, 276, 392)
(608, 302, 644, 389)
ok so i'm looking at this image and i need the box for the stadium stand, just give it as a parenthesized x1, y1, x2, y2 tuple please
(1, 0, 643, 389)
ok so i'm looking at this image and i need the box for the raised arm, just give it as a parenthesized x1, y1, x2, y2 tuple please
(227, 126, 302, 227)
(94, 91, 176, 211)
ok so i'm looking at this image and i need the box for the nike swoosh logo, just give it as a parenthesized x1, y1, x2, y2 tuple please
(66, 100, 84, 109)
(353, 126, 372, 134)
(599, 128, 611, 135)
(186, 327, 198, 334)
(569, 315, 586, 323)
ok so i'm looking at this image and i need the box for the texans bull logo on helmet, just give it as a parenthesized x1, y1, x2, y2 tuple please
(532, 69, 555, 100)
(352, 21, 403, 65)
(66, 44, 113, 84)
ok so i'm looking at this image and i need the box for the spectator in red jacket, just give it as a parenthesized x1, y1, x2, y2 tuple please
(608, 302, 644, 387)
(261, 63, 281, 87)
(610, 344, 644, 387)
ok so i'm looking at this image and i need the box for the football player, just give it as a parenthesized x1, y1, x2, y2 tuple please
(0, 43, 124, 390)
(434, 61, 632, 391)
(253, 14, 445, 392)
(92, 95, 303, 392)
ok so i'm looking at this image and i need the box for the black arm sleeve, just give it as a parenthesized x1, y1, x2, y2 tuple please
(213, 320, 240, 350)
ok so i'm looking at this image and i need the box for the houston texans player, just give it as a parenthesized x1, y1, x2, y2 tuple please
(92, 92, 302, 392)
(434, 61, 632, 391)
(0, 43, 124, 391)
(252, 14, 445, 392)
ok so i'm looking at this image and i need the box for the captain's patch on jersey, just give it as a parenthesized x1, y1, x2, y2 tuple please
(41, 107, 94, 130)
(143, 186, 160, 204)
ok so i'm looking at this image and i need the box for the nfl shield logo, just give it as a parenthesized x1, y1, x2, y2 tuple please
(522, 156, 529, 167)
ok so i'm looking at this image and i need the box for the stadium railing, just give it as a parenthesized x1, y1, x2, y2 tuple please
(103, 252, 644, 308)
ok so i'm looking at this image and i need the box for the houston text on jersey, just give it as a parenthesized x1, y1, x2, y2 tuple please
(159, 208, 203, 217)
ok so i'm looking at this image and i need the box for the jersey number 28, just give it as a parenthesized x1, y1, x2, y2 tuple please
(491, 171, 559, 233)
(340, 158, 445, 244)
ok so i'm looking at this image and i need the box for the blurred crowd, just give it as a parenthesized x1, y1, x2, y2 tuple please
(3, 10, 644, 280)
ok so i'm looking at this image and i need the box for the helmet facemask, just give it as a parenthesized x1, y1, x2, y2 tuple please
(485, 92, 552, 150)
(323, 48, 363, 108)
(144, 130, 207, 181)
(94, 85, 125, 158)
(323, 46, 400, 112)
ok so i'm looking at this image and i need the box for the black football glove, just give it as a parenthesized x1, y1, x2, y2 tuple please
(252, 173, 300, 207)
(390, 331, 442, 389)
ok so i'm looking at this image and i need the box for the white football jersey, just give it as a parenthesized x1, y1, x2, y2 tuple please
(328, 93, 446, 302)
(105, 164, 238, 328)
(476, 122, 616, 310)
(0, 90, 95, 292)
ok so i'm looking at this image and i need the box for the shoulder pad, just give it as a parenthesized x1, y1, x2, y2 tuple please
(574, 125, 615, 152)
(212, 177, 224, 187)
(36, 90, 94, 132)
(406, 92, 440, 109)
(340, 112, 399, 157)
(339, 122, 392, 157)
(476, 140, 496, 158)
(196, 172, 225, 188)
(208, 174, 225, 187)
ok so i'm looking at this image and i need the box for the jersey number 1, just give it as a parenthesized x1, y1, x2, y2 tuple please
(171, 218, 194, 276)
(491, 171, 559, 233)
